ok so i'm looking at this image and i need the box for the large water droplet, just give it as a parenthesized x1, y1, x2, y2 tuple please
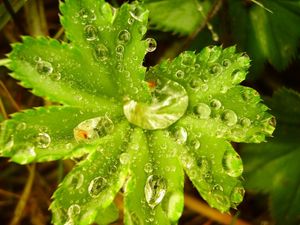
(84, 25, 98, 41)
(146, 38, 157, 52)
(68, 173, 84, 189)
(36, 60, 53, 75)
(144, 175, 167, 209)
(181, 53, 195, 67)
(123, 80, 188, 130)
(74, 116, 114, 142)
(35, 132, 51, 148)
(230, 184, 245, 206)
(94, 44, 109, 61)
(240, 117, 251, 127)
(222, 149, 243, 177)
(194, 103, 211, 119)
(173, 127, 188, 144)
(118, 30, 131, 43)
(129, 4, 147, 22)
(221, 110, 238, 126)
(88, 176, 107, 198)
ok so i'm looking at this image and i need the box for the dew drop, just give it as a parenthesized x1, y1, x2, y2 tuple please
(230, 184, 245, 205)
(120, 153, 130, 164)
(209, 63, 222, 75)
(129, 212, 143, 225)
(128, 17, 134, 25)
(210, 99, 222, 110)
(144, 175, 167, 209)
(118, 29, 131, 43)
(194, 103, 211, 119)
(84, 25, 98, 41)
(240, 117, 251, 127)
(189, 138, 201, 150)
(189, 79, 201, 89)
(68, 204, 81, 218)
(35, 132, 51, 149)
(144, 163, 153, 174)
(94, 44, 109, 61)
(222, 59, 231, 67)
(16, 122, 26, 131)
(146, 38, 157, 52)
(173, 127, 188, 144)
(50, 72, 61, 81)
(123, 80, 188, 130)
(222, 149, 243, 177)
(88, 176, 107, 198)
(200, 84, 208, 92)
(181, 53, 195, 67)
(221, 110, 238, 126)
(129, 4, 146, 22)
(73, 116, 114, 142)
(115, 44, 124, 55)
(68, 173, 84, 189)
(175, 70, 184, 79)
(78, 8, 95, 24)
(36, 60, 53, 75)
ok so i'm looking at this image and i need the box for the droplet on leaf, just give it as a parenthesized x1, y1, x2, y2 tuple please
(84, 25, 98, 41)
(12, 145, 36, 164)
(221, 110, 238, 126)
(222, 149, 243, 177)
(175, 70, 184, 79)
(35, 132, 51, 149)
(194, 103, 211, 119)
(94, 44, 109, 61)
(210, 99, 222, 110)
(118, 29, 131, 43)
(173, 127, 188, 144)
(240, 117, 251, 127)
(67, 204, 81, 218)
(146, 38, 157, 52)
(88, 176, 107, 198)
(36, 60, 53, 75)
(144, 163, 153, 173)
(120, 153, 130, 164)
(144, 175, 167, 209)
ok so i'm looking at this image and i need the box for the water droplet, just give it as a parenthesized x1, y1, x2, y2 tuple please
(128, 17, 135, 25)
(123, 80, 188, 130)
(222, 149, 243, 177)
(50, 72, 61, 81)
(221, 110, 238, 126)
(35, 132, 51, 148)
(175, 70, 184, 79)
(68, 204, 81, 218)
(88, 176, 107, 198)
(78, 8, 95, 24)
(94, 44, 109, 61)
(68, 173, 84, 189)
(194, 103, 211, 119)
(189, 138, 201, 150)
(230, 184, 245, 205)
(232, 70, 245, 83)
(210, 99, 222, 110)
(144, 163, 153, 173)
(36, 60, 53, 75)
(5, 135, 14, 150)
(118, 30, 131, 43)
(120, 153, 130, 164)
(129, 212, 143, 225)
(115, 44, 124, 55)
(74, 116, 114, 142)
(240, 117, 251, 127)
(200, 84, 208, 92)
(144, 175, 167, 209)
(189, 78, 201, 89)
(84, 25, 98, 41)
(209, 63, 222, 75)
(146, 38, 157, 52)
(222, 59, 231, 67)
(181, 53, 195, 67)
(129, 4, 146, 22)
(16, 122, 26, 131)
(173, 127, 188, 144)
(12, 145, 36, 164)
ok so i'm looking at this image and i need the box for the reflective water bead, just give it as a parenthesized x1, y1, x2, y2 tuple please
(221, 109, 238, 126)
(50, 72, 61, 81)
(189, 138, 201, 150)
(210, 99, 222, 110)
(194, 103, 211, 119)
(68, 204, 81, 218)
(120, 153, 130, 164)
(94, 44, 109, 61)
(181, 53, 195, 67)
(144, 163, 153, 173)
(78, 8, 95, 24)
(189, 78, 201, 89)
(84, 25, 98, 41)
(146, 38, 157, 52)
(68, 173, 84, 189)
(88, 176, 107, 198)
(73, 116, 114, 142)
(240, 117, 251, 127)
(144, 175, 167, 209)
(123, 80, 188, 130)
(174, 127, 188, 144)
(36, 60, 53, 75)
(209, 63, 222, 75)
(16, 122, 26, 131)
(222, 149, 243, 177)
(36, 132, 51, 148)
(230, 184, 245, 205)
(175, 70, 184, 79)
(129, 4, 146, 22)
(222, 59, 231, 67)
(116, 44, 124, 55)
(118, 29, 131, 43)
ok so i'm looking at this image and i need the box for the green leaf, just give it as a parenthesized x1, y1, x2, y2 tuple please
(50, 121, 130, 225)
(94, 203, 119, 225)
(241, 88, 300, 225)
(144, 0, 212, 34)
(0, 105, 122, 164)
(229, 0, 300, 71)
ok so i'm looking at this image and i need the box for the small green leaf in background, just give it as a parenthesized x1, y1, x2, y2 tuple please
(144, 0, 212, 35)
(229, 0, 300, 71)
(0, 0, 276, 224)
(241, 88, 300, 225)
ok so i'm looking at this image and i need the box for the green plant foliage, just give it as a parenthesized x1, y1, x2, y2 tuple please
(242, 88, 300, 225)
(229, 0, 300, 71)
(143, 0, 212, 34)
(0, 0, 275, 224)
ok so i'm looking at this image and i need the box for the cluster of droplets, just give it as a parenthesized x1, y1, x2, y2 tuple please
(35, 57, 61, 81)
